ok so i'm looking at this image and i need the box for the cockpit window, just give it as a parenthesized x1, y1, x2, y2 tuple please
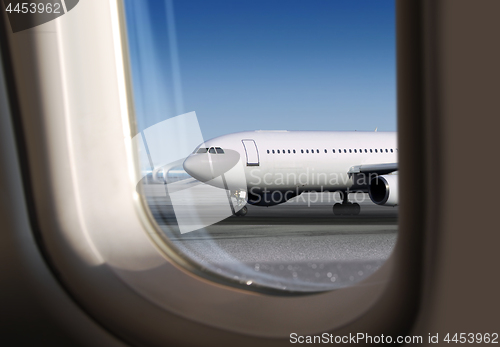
(215, 147, 224, 154)
(197, 148, 209, 153)
(209, 147, 216, 154)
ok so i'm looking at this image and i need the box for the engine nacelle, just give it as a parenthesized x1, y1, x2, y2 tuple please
(368, 174, 398, 206)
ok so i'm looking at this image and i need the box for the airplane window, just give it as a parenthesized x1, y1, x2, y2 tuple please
(375, 149, 378, 153)
(391, 149, 394, 153)
(197, 148, 209, 153)
(216, 147, 224, 154)
(365, 149, 367, 153)
(385, 149, 388, 153)
(125, 0, 397, 294)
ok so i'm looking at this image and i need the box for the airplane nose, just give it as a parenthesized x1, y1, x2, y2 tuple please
(183, 154, 214, 182)
(183, 149, 241, 182)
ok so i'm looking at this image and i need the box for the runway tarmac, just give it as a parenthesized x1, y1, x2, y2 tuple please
(141, 181, 398, 292)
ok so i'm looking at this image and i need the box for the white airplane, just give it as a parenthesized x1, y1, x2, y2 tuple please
(183, 130, 398, 216)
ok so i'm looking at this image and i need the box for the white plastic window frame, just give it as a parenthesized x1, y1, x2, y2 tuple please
(2, 0, 421, 344)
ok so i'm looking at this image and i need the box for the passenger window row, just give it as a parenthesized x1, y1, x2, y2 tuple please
(266, 148, 397, 154)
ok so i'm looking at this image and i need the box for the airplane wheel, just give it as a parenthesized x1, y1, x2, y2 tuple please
(333, 203, 344, 215)
(333, 203, 360, 216)
(235, 206, 248, 217)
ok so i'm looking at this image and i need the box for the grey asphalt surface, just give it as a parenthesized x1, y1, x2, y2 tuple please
(142, 181, 398, 292)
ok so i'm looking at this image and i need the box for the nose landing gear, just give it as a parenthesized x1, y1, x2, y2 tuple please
(234, 205, 248, 217)
(333, 191, 360, 216)
(232, 190, 248, 217)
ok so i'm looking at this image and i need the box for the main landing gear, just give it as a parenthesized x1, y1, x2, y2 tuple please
(333, 191, 360, 216)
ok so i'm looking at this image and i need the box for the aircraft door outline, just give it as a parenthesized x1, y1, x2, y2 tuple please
(242, 139, 259, 166)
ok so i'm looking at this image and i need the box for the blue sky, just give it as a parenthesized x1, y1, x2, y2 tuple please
(125, 0, 396, 140)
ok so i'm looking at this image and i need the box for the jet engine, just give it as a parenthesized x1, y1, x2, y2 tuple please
(368, 174, 398, 206)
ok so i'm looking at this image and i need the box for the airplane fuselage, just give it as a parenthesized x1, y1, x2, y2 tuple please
(186, 131, 397, 195)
